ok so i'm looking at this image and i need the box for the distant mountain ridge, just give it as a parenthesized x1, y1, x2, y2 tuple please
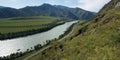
(0, 6, 5, 8)
(0, 4, 96, 20)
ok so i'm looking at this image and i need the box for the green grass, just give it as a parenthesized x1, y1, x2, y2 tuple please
(0, 16, 62, 34)
(25, 7, 120, 60)
(15, 51, 38, 60)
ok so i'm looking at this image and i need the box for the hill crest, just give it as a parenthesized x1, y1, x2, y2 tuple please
(0, 4, 96, 20)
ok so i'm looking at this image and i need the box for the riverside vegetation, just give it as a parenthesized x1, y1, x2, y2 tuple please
(0, 16, 73, 40)
(16, 0, 120, 60)
(0, 20, 79, 60)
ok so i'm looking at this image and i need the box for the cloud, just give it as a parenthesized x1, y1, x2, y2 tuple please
(76, 0, 111, 12)
(6, 0, 111, 12)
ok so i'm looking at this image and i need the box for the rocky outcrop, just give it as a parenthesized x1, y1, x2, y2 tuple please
(115, 2, 120, 7)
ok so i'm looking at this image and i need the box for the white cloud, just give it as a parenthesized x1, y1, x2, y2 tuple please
(76, 0, 111, 12)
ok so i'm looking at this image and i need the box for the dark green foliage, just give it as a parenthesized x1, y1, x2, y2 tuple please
(34, 44, 42, 50)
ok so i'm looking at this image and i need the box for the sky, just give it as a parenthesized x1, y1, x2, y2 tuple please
(0, 0, 111, 12)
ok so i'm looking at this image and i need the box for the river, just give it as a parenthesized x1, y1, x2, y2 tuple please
(0, 21, 78, 56)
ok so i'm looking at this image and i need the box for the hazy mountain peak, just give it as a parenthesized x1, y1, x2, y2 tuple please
(0, 6, 5, 8)
(41, 3, 53, 7)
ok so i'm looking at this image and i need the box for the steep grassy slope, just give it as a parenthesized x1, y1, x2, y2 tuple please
(27, 0, 120, 60)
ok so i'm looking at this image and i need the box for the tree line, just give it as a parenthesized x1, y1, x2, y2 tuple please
(0, 21, 65, 40)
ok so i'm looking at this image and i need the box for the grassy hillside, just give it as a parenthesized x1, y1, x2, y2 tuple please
(26, 0, 120, 60)
(0, 16, 67, 40)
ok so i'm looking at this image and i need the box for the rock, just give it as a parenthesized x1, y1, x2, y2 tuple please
(17, 49, 21, 51)
(117, 27, 120, 30)
(115, 2, 120, 7)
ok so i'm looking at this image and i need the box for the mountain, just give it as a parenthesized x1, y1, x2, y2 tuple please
(0, 7, 26, 18)
(26, 0, 120, 60)
(0, 4, 96, 20)
(55, 5, 96, 20)
(0, 6, 5, 8)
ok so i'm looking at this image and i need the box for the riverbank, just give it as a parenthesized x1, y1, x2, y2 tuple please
(0, 16, 74, 40)
(0, 21, 78, 60)
(0, 21, 78, 58)
(0, 21, 65, 40)
(15, 21, 81, 60)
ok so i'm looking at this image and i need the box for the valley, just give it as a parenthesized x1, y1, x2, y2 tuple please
(0, 0, 119, 60)
(15, 0, 120, 60)
(0, 20, 78, 57)
(0, 16, 68, 40)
